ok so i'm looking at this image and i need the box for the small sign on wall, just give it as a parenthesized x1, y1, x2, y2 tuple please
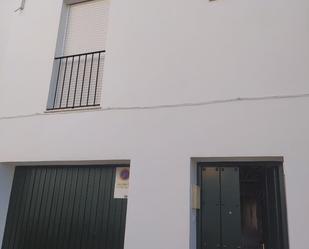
(192, 184, 201, 209)
(114, 167, 130, 199)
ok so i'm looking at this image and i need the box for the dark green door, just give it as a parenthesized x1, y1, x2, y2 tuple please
(264, 167, 284, 249)
(221, 167, 241, 249)
(199, 163, 289, 249)
(201, 167, 221, 249)
(200, 167, 241, 249)
(1, 166, 128, 249)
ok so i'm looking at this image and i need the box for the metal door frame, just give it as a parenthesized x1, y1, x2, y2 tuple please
(196, 160, 289, 249)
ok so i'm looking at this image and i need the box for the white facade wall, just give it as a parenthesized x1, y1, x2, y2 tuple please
(0, 0, 309, 249)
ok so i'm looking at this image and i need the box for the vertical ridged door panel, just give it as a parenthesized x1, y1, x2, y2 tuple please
(264, 167, 283, 249)
(1, 166, 127, 249)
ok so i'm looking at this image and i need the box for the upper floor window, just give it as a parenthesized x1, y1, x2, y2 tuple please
(47, 0, 109, 111)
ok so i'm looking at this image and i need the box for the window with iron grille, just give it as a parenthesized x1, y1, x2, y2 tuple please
(47, 0, 109, 110)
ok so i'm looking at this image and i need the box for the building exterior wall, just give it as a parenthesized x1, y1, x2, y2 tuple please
(0, 0, 309, 249)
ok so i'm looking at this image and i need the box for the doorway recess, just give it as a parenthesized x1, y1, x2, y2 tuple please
(197, 161, 289, 249)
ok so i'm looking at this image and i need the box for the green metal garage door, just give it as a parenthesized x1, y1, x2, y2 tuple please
(1, 166, 128, 249)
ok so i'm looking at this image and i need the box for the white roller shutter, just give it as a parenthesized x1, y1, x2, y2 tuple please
(64, 0, 109, 56)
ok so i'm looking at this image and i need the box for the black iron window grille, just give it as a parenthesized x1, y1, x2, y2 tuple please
(47, 50, 105, 110)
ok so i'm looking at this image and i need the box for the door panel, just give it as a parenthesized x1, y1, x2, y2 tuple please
(264, 167, 283, 249)
(201, 167, 221, 249)
(200, 167, 241, 249)
(221, 167, 241, 249)
(2, 166, 128, 249)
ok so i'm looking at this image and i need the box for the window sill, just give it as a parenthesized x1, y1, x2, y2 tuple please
(45, 105, 102, 114)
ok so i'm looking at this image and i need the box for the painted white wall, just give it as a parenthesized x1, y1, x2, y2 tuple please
(0, 0, 309, 249)
(0, 100, 309, 249)
(0, 165, 15, 247)
(1, 0, 309, 115)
